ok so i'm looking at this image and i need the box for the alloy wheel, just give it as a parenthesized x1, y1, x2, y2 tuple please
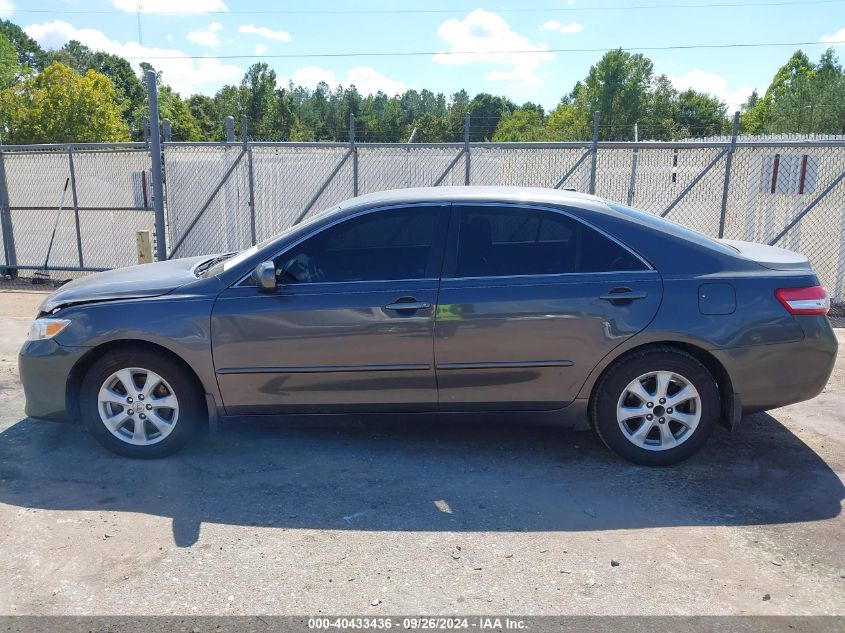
(97, 367, 180, 446)
(616, 370, 702, 451)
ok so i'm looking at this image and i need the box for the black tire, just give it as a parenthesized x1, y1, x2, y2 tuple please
(590, 347, 720, 467)
(80, 348, 203, 458)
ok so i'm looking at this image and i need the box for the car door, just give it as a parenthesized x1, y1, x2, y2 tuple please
(211, 203, 450, 415)
(434, 203, 662, 411)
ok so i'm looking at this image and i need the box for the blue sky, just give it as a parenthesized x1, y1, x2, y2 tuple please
(3, 0, 845, 112)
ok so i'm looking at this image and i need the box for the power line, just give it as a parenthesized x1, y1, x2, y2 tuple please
(111, 40, 845, 60)
(9, 0, 845, 14)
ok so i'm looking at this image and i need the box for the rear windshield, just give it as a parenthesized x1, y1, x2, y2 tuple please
(605, 202, 740, 256)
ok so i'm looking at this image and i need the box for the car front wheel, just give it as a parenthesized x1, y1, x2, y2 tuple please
(80, 348, 203, 458)
(591, 347, 720, 466)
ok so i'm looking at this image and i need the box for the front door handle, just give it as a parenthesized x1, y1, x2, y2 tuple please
(599, 288, 647, 302)
(384, 299, 432, 312)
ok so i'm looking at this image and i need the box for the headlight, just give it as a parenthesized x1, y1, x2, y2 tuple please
(28, 318, 71, 341)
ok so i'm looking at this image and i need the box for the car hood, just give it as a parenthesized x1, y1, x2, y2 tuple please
(38, 255, 209, 315)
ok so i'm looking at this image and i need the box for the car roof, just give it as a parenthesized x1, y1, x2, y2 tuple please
(332, 186, 612, 216)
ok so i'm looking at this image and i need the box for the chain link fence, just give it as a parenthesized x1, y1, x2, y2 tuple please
(0, 143, 155, 276)
(2, 128, 844, 308)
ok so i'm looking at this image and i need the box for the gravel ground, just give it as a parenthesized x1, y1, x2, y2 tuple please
(0, 289, 843, 616)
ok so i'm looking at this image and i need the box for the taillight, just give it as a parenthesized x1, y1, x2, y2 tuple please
(775, 285, 830, 315)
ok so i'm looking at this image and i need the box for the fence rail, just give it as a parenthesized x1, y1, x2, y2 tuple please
(0, 73, 844, 305)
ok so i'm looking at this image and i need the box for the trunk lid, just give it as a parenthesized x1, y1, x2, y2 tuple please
(720, 239, 813, 272)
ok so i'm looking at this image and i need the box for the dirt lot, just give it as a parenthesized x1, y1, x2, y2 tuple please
(0, 288, 843, 616)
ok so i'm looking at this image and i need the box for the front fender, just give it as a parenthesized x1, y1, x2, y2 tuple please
(52, 293, 222, 406)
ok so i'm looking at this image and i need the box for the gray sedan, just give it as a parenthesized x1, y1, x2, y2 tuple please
(18, 187, 837, 465)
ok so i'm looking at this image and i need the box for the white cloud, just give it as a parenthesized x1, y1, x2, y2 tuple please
(187, 21, 223, 48)
(820, 27, 845, 45)
(288, 66, 408, 95)
(433, 9, 554, 87)
(668, 69, 753, 113)
(112, 0, 227, 14)
(0, 0, 14, 18)
(290, 66, 337, 89)
(541, 19, 583, 34)
(237, 24, 292, 43)
(346, 67, 408, 96)
(24, 20, 242, 96)
(165, 33, 174, 42)
(254, 43, 268, 55)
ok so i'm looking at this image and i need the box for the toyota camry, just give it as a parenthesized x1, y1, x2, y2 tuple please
(19, 187, 837, 465)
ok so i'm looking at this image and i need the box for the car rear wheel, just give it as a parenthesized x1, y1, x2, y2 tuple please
(80, 349, 203, 458)
(591, 347, 720, 466)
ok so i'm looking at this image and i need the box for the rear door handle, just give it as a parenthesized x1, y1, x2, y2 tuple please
(384, 299, 431, 311)
(599, 289, 647, 302)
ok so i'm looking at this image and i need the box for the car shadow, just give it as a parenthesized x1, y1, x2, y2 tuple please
(0, 412, 841, 547)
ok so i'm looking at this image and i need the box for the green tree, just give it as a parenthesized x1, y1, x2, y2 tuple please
(360, 92, 402, 142)
(188, 94, 220, 141)
(492, 107, 547, 141)
(739, 89, 763, 133)
(0, 32, 20, 89)
(0, 62, 129, 143)
(740, 50, 842, 134)
(240, 62, 278, 138)
(641, 74, 679, 140)
(446, 89, 470, 141)
(573, 49, 653, 140)
(50, 41, 146, 137)
(807, 48, 845, 133)
(48, 40, 94, 70)
(468, 93, 515, 141)
(289, 118, 314, 141)
(676, 89, 727, 137)
(409, 112, 449, 142)
(0, 19, 47, 70)
(134, 63, 201, 141)
(545, 102, 588, 140)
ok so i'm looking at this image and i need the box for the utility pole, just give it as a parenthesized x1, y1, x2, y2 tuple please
(136, 2, 143, 45)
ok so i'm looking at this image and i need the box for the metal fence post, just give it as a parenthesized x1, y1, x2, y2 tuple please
(350, 113, 358, 196)
(243, 115, 256, 245)
(718, 111, 740, 238)
(225, 116, 235, 143)
(162, 119, 172, 143)
(589, 111, 600, 195)
(627, 122, 639, 205)
(464, 113, 471, 186)
(66, 145, 84, 267)
(146, 69, 167, 261)
(0, 148, 16, 274)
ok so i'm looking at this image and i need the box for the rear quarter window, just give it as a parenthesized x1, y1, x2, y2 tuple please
(605, 202, 740, 258)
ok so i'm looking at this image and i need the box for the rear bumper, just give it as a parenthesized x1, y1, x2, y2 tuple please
(18, 339, 86, 423)
(713, 315, 838, 413)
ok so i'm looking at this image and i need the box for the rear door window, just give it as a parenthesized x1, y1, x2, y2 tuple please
(451, 205, 646, 278)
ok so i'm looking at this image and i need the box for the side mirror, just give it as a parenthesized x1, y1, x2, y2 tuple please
(254, 261, 277, 292)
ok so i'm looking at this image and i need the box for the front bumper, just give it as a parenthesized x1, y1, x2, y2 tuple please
(713, 315, 838, 413)
(18, 339, 88, 423)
